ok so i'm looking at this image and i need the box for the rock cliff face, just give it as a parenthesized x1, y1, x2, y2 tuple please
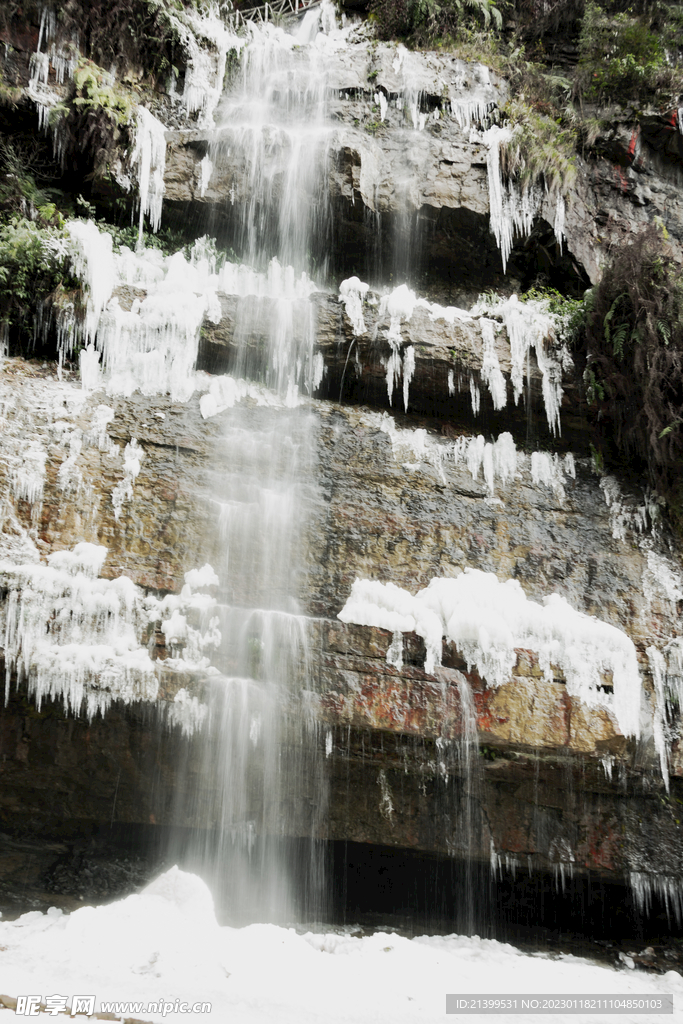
(162, 42, 683, 289)
(2, 351, 682, 894)
(1, 0, 683, 929)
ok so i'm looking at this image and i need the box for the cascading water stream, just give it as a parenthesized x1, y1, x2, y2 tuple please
(166, 5, 343, 924)
(210, 7, 340, 277)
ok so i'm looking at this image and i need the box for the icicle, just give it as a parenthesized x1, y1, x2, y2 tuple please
(57, 430, 83, 494)
(67, 220, 117, 343)
(450, 98, 495, 130)
(600, 476, 656, 543)
(452, 431, 517, 497)
(86, 405, 116, 452)
(481, 294, 564, 435)
(480, 318, 506, 410)
(198, 154, 213, 197)
(112, 438, 144, 520)
(482, 125, 542, 273)
(339, 277, 369, 335)
(469, 376, 481, 415)
(386, 630, 404, 670)
(647, 646, 669, 790)
(531, 451, 567, 501)
(554, 193, 565, 252)
(630, 872, 683, 926)
(130, 107, 167, 239)
(386, 348, 402, 406)
(402, 345, 415, 412)
(12, 442, 47, 508)
(167, 688, 209, 736)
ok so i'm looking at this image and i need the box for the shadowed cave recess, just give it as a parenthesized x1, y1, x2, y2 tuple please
(2, 0, 683, 974)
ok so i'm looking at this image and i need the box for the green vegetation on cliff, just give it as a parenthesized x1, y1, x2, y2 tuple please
(578, 227, 683, 532)
(577, 1, 683, 107)
(369, 0, 683, 207)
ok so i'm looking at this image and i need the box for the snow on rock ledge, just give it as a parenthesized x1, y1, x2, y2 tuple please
(338, 569, 643, 740)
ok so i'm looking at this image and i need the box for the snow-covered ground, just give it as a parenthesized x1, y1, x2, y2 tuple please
(0, 867, 679, 1023)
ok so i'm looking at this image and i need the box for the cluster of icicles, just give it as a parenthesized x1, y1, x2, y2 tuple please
(367, 413, 575, 500)
(339, 416, 683, 790)
(339, 277, 571, 435)
(62, 220, 322, 405)
(0, 542, 220, 731)
(340, 408, 683, 788)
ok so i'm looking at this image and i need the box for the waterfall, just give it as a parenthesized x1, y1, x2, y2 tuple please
(164, 4, 343, 925)
(169, 402, 326, 924)
(5, 0, 683, 964)
(209, 10, 339, 276)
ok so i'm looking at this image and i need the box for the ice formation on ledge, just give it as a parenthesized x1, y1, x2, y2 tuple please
(481, 124, 565, 273)
(198, 375, 281, 418)
(0, 543, 220, 728)
(339, 277, 568, 434)
(451, 431, 518, 497)
(367, 411, 578, 503)
(179, 7, 244, 125)
(370, 412, 451, 483)
(339, 277, 369, 335)
(11, 442, 47, 511)
(473, 293, 569, 435)
(64, 220, 322, 403)
(131, 107, 167, 238)
(26, 4, 242, 225)
(112, 439, 144, 520)
(184, 564, 220, 589)
(0, 542, 158, 717)
(167, 686, 209, 736)
(339, 278, 473, 414)
(600, 475, 658, 542)
(387, 45, 498, 132)
(339, 569, 643, 739)
(531, 450, 576, 501)
(67, 220, 118, 344)
(27, 7, 79, 136)
(146, 565, 221, 674)
(87, 404, 117, 452)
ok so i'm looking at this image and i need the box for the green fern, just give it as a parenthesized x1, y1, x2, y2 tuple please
(657, 319, 672, 345)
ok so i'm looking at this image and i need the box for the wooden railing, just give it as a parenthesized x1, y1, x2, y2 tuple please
(228, 0, 323, 27)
